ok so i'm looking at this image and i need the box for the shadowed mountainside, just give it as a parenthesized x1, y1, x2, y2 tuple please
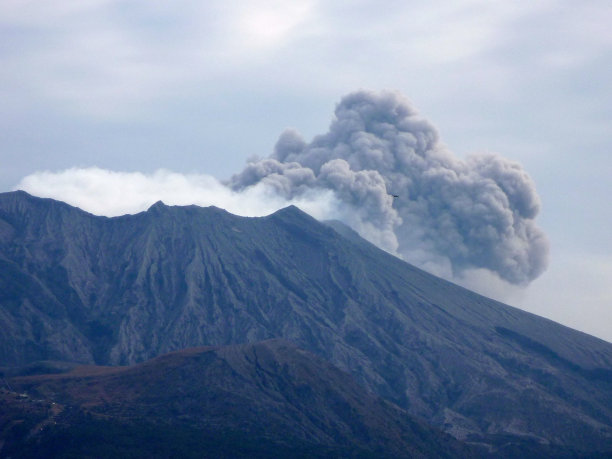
(1, 339, 471, 458)
(1, 190, 612, 454)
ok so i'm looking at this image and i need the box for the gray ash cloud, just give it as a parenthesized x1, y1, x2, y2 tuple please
(229, 90, 549, 284)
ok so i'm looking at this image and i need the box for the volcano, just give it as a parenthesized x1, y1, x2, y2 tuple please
(1, 190, 611, 456)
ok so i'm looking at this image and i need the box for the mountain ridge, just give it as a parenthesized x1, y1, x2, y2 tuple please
(2, 339, 473, 458)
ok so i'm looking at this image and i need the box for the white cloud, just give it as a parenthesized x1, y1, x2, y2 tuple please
(234, 0, 315, 49)
(0, 0, 318, 117)
(0, 0, 561, 118)
(15, 167, 340, 220)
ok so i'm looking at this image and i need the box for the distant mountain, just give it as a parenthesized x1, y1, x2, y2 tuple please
(1, 339, 471, 458)
(1, 190, 612, 455)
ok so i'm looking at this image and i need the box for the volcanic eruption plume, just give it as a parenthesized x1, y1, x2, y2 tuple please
(229, 90, 549, 285)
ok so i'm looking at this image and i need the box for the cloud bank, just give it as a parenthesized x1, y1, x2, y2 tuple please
(17, 90, 549, 286)
(16, 168, 340, 221)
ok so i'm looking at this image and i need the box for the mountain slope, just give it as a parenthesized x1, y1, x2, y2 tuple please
(1, 339, 471, 458)
(1, 190, 611, 454)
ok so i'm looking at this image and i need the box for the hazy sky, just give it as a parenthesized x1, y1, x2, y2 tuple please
(1, 1, 611, 342)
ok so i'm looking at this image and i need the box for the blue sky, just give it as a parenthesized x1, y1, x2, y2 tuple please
(1, 1, 611, 341)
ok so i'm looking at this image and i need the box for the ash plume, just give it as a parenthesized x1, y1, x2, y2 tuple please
(229, 90, 549, 284)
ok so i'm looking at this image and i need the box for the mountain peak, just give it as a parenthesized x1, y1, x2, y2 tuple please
(147, 200, 167, 212)
(6, 189, 32, 199)
(0, 190, 89, 218)
(270, 204, 302, 215)
(268, 204, 319, 224)
(1, 190, 44, 206)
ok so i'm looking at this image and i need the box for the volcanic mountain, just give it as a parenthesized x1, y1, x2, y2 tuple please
(1, 190, 612, 455)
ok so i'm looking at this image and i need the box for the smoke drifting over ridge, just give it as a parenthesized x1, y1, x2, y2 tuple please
(16, 90, 548, 286)
(230, 90, 549, 284)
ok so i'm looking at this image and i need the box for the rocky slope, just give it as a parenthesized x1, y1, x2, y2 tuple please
(1, 190, 612, 454)
(1, 339, 471, 458)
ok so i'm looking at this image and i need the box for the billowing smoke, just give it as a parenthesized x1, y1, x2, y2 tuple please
(229, 90, 549, 285)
